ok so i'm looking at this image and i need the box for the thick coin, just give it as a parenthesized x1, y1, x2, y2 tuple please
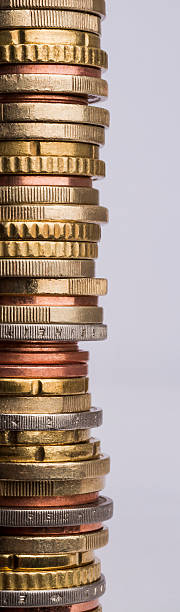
(0, 45, 108, 70)
(0, 305, 103, 324)
(0, 278, 107, 296)
(0, 0, 106, 16)
(0, 241, 98, 258)
(0, 559, 101, 590)
(0, 476, 105, 497)
(0, 205, 108, 224)
(0, 185, 99, 205)
(0, 376, 88, 396)
(0, 259, 95, 278)
(0, 156, 105, 177)
(0, 123, 105, 145)
(0, 30, 100, 47)
(0, 103, 109, 127)
(0, 551, 94, 571)
(0, 75, 108, 101)
(0, 575, 106, 607)
(0, 141, 99, 157)
(0, 455, 110, 479)
(0, 394, 91, 414)
(0, 221, 101, 242)
(0, 496, 113, 528)
(0, 323, 107, 342)
(0, 11, 101, 35)
(0, 429, 90, 445)
(0, 439, 101, 462)
(0, 409, 103, 431)
(0, 529, 108, 554)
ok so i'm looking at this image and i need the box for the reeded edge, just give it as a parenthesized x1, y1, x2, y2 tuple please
(0, 323, 107, 341)
(0, 0, 106, 17)
(0, 575, 106, 607)
(0, 407, 103, 431)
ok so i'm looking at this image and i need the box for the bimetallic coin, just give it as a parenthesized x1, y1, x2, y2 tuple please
(0, 11, 101, 35)
(0, 278, 107, 296)
(0, 575, 106, 607)
(0, 185, 99, 205)
(0, 103, 109, 127)
(0, 45, 108, 70)
(0, 439, 101, 462)
(0, 529, 108, 554)
(0, 205, 108, 224)
(0, 559, 101, 590)
(0, 305, 103, 324)
(0, 408, 103, 431)
(0, 75, 108, 101)
(0, 394, 91, 414)
(0, 0, 106, 17)
(0, 123, 105, 145)
(0, 259, 95, 278)
(0, 455, 110, 480)
(0, 496, 113, 528)
(0, 324, 107, 342)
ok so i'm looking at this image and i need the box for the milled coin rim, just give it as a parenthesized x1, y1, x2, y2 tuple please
(0, 323, 107, 341)
(0, 10, 101, 35)
(0, 407, 103, 430)
(0, 575, 106, 607)
(0, 0, 106, 17)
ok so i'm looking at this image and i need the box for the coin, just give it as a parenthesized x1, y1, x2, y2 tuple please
(0, 455, 110, 479)
(0, 429, 90, 445)
(0, 550, 95, 571)
(0, 156, 105, 177)
(0, 11, 101, 35)
(0, 324, 107, 342)
(0, 575, 106, 606)
(0, 141, 99, 157)
(0, 364, 88, 377)
(0, 103, 109, 127)
(0, 529, 108, 553)
(0, 376, 89, 396)
(0, 476, 106, 496)
(0, 75, 108, 101)
(0, 0, 106, 16)
(0, 492, 98, 508)
(0, 394, 91, 414)
(0, 221, 101, 242)
(0, 259, 95, 278)
(0, 185, 99, 205)
(0, 305, 103, 323)
(0, 559, 101, 590)
(0, 278, 107, 296)
(0, 30, 101, 47)
(0, 123, 105, 145)
(0, 439, 100, 463)
(0, 409, 103, 430)
(0, 205, 108, 224)
(0, 45, 108, 70)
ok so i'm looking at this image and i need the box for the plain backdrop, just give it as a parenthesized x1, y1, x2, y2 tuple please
(82, 2, 180, 611)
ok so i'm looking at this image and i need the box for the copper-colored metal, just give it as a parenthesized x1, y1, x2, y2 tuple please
(0, 524, 102, 536)
(0, 363, 88, 378)
(0, 602, 99, 612)
(0, 296, 98, 306)
(0, 492, 98, 508)
(0, 94, 88, 104)
(0, 342, 78, 353)
(0, 65, 101, 77)
(0, 176, 92, 186)
(0, 348, 89, 365)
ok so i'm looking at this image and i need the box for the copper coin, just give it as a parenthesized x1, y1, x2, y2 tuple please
(0, 297, 98, 307)
(0, 350, 89, 365)
(0, 493, 98, 508)
(0, 363, 88, 377)
(0, 94, 88, 104)
(0, 176, 92, 186)
(0, 523, 102, 536)
(0, 602, 99, 612)
(0, 342, 78, 353)
(0, 65, 100, 77)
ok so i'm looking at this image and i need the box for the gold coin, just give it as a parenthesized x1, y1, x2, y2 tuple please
(0, 241, 98, 259)
(0, 551, 94, 571)
(0, 429, 90, 445)
(0, 1, 105, 16)
(0, 393, 91, 414)
(0, 528, 108, 554)
(0, 278, 107, 297)
(0, 30, 100, 47)
(0, 75, 108, 101)
(0, 10, 101, 35)
(0, 141, 99, 157)
(0, 559, 101, 590)
(0, 305, 103, 324)
(0, 123, 105, 146)
(0, 455, 110, 480)
(0, 205, 108, 224)
(0, 439, 100, 462)
(0, 103, 109, 127)
(0, 259, 95, 278)
(0, 221, 101, 242)
(0, 156, 105, 177)
(0, 377, 88, 396)
(0, 476, 105, 497)
(0, 44, 108, 69)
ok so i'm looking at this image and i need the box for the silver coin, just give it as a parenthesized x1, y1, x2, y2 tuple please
(0, 185, 99, 205)
(0, 408, 103, 431)
(0, 496, 113, 528)
(0, 0, 106, 17)
(0, 259, 95, 278)
(0, 575, 106, 607)
(0, 324, 107, 342)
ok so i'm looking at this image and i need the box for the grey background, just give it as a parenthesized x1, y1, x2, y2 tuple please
(84, 2, 180, 611)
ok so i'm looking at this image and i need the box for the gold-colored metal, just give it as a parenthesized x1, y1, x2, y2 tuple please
(0, 123, 105, 146)
(0, 305, 103, 324)
(0, 75, 108, 100)
(0, 551, 94, 571)
(0, 429, 90, 445)
(0, 455, 110, 480)
(0, 377, 89, 396)
(0, 476, 105, 497)
(0, 30, 101, 47)
(0, 44, 108, 69)
(0, 529, 108, 554)
(0, 156, 105, 177)
(0, 439, 100, 462)
(0, 11, 101, 35)
(0, 393, 91, 414)
(0, 185, 100, 205)
(0, 141, 99, 158)
(0, 241, 98, 259)
(0, 559, 101, 590)
(0, 259, 95, 279)
(0, 0, 106, 16)
(0, 103, 109, 127)
(0, 221, 101, 242)
(0, 278, 107, 297)
(0, 205, 108, 224)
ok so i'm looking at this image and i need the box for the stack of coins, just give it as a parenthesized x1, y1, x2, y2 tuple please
(0, 2, 112, 611)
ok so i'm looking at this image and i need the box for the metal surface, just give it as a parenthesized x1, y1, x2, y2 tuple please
(0, 103, 109, 126)
(0, 278, 107, 296)
(0, 123, 105, 145)
(0, 323, 107, 341)
(0, 455, 110, 479)
(0, 575, 106, 607)
(0, 408, 103, 430)
(0, 438, 101, 462)
(0, 394, 91, 414)
(0, 530, 108, 554)
(0, 45, 107, 69)
(0, 559, 101, 590)
(0, 205, 108, 224)
(0, 305, 103, 323)
(0, 11, 101, 35)
(0, 476, 106, 497)
(0, 74, 108, 101)
(0, 0, 106, 16)
(0, 259, 95, 278)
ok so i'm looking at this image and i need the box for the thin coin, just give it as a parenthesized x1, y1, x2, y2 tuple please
(0, 123, 105, 145)
(0, 103, 109, 127)
(0, 259, 95, 278)
(0, 455, 110, 480)
(0, 429, 90, 445)
(0, 376, 89, 396)
(0, 0, 106, 16)
(0, 205, 108, 224)
(0, 323, 107, 342)
(0, 439, 100, 462)
(0, 550, 94, 571)
(0, 476, 106, 497)
(0, 394, 91, 414)
(0, 409, 103, 431)
(0, 576, 106, 606)
(0, 11, 101, 35)
(0, 74, 108, 101)
(0, 559, 101, 590)
(0, 30, 101, 47)
(0, 529, 108, 553)
(0, 141, 99, 157)
(0, 344, 89, 364)
(0, 45, 108, 70)
(0, 296, 97, 305)
(0, 364, 88, 378)
(0, 492, 99, 508)
(0, 221, 101, 241)
(0, 185, 99, 205)
(0, 240, 98, 258)
(0, 278, 107, 297)
(0, 305, 103, 324)
(0, 156, 105, 177)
